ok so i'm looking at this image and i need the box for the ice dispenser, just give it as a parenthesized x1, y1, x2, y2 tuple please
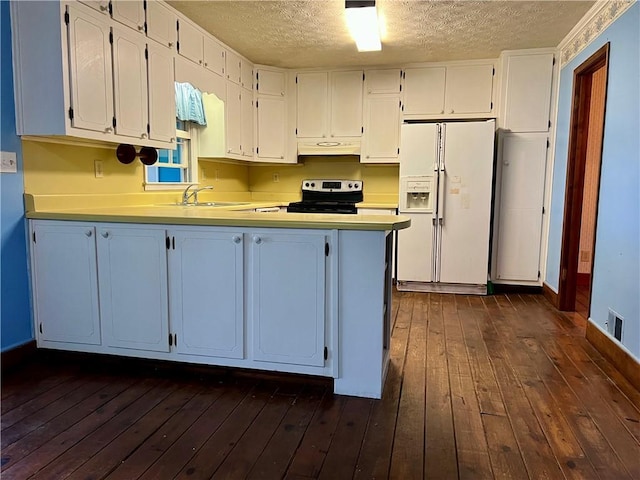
(399, 175, 434, 212)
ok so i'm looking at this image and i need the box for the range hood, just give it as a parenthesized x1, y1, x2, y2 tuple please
(297, 140, 361, 156)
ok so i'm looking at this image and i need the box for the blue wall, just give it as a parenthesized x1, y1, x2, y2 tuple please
(1, 0, 33, 351)
(546, 3, 639, 358)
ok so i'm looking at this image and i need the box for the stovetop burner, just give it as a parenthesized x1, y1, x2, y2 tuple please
(286, 179, 363, 214)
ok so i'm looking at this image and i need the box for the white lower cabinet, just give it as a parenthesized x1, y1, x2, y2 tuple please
(249, 231, 327, 367)
(31, 221, 101, 346)
(167, 228, 244, 358)
(97, 225, 170, 352)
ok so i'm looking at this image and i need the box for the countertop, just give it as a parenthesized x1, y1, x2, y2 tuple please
(26, 203, 409, 231)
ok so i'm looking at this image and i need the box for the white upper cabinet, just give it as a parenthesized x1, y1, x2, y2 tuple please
(499, 52, 555, 132)
(111, 0, 145, 33)
(67, 3, 114, 134)
(402, 63, 495, 118)
(330, 70, 363, 138)
(241, 90, 254, 157)
(226, 50, 242, 84)
(445, 64, 494, 115)
(78, 0, 110, 15)
(146, 0, 176, 49)
(364, 69, 402, 94)
(363, 96, 401, 164)
(403, 67, 446, 115)
(177, 17, 203, 65)
(296, 70, 363, 139)
(112, 24, 148, 140)
(296, 72, 328, 138)
(226, 82, 242, 156)
(241, 58, 254, 90)
(256, 96, 287, 161)
(147, 41, 176, 143)
(203, 35, 225, 76)
(257, 69, 286, 96)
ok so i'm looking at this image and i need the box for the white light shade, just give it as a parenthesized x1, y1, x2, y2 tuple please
(345, 6, 382, 52)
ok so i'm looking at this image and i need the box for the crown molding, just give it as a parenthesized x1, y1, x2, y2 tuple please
(558, 0, 635, 67)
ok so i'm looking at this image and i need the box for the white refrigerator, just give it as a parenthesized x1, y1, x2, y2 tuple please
(397, 120, 495, 293)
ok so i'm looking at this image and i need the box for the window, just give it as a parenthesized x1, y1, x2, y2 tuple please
(144, 121, 198, 190)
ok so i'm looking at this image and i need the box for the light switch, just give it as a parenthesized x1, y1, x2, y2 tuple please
(0, 151, 18, 173)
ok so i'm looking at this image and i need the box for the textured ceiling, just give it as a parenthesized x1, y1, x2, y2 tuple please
(168, 1, 596, 68)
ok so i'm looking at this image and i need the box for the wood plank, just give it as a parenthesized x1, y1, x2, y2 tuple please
(317, 396, 373, 480)
(424, 293, 458, 480)
(284, 393, 347, 478)
(171, 383, 278, 479)
(1, 371, 76, 413)
(211, 387, 299, 479)
(66, 384, 199, 480)
(1, 377, 158, 479)
(105, 383, 226, 480)
(0, 377, 137, 471)
(137, 381, 256, 480)
(443, 296, 493, 480)
(353, 292, 412, 480)
(389, 293, 427, 479)
(1, 376, 110, 449)
(247, 386, 326, 480)
(30, 380, 176, 479)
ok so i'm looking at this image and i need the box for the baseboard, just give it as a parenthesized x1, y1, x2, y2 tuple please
(491, 284, 543, 294)
(1, 340, 37, 374)
(577, 273, 591, 287)
(542, 282, 559, 308)
(586, 321, 640, 393)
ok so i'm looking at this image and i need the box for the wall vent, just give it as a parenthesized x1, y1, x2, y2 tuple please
(607, 309, 624, 341)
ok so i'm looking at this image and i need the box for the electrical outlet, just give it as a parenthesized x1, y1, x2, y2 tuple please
(94, 160, 104, 178)
(0, 151, 17, 173)
(273, 173, 280, 183)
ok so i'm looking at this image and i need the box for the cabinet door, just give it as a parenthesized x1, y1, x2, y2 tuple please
(250, 231, 326, 367)
(169, 229, 244, 358)
(403, 67, 445, 115)
(241, 90, 254, 157)
(296, 72, 328, 138)
(177, 19, 203, 65)
(256, 96, 286, 160)
(502, 53, 554, 132)
(241, 58, 253, 90)
(67, 4, 114, 133)
(494, 133, 547, 281)
(97, 226, 169, 353)
(112, 25, 148, 140)
(330, 70, 363, 138)
(147, 42, 176, 144)
(257, 69, 285, 96)
(31, 222, 100, 345)
(203, 35, 225, 76)
(226, 81, 242, 155)
(225, 50, 242, 84)
(445, 64, 494, 115)
(78, 0, 110, 15)
(146, 0, 176, 49)
(111, 0, 145, 33)
(362, 96, 401, 163)
(365, 69, 401, 94)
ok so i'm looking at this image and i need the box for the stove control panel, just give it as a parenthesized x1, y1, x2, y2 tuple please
(302, 179, 363, 192)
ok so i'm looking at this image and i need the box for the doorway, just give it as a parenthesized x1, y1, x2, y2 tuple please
(558, 43, 610, 315)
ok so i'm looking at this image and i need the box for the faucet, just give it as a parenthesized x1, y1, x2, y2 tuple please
(181, 184, 214, 205)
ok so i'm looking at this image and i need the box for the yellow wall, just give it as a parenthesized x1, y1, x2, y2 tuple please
(22, 141, 398, 202)
(249, 156, 399, 201)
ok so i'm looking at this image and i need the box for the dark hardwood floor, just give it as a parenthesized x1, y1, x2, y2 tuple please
(2, 292, 639, 479)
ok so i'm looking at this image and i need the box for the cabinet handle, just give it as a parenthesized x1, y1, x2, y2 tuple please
(204, 62, 208, 67)
(105, 126, 113, 133)
(253, 236, 262, 245)
(450, 109, 454, 114)
(280, 156, 284, 159)
(199, 59, 203, 65)
(441, 110, 444, 114)
(99, 4, 108, 11)
(168, 42, 173, 47)
(141, 133, 147, 139)
(232, 235, 242, 244)
(170, 137, 175, 143)
(137, 25, 144, 31)
(101, 231, 109, 238)
(280, 92, 284, 96)
(85, 230, 93, 237)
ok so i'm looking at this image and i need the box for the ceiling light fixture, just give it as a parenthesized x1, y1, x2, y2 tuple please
(345, 0, 382, 52)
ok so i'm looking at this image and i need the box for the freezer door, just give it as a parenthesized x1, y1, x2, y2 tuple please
(397, 213, 434, 283)
(399, 123, 439, 177)
(437, 121, 495, 285)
